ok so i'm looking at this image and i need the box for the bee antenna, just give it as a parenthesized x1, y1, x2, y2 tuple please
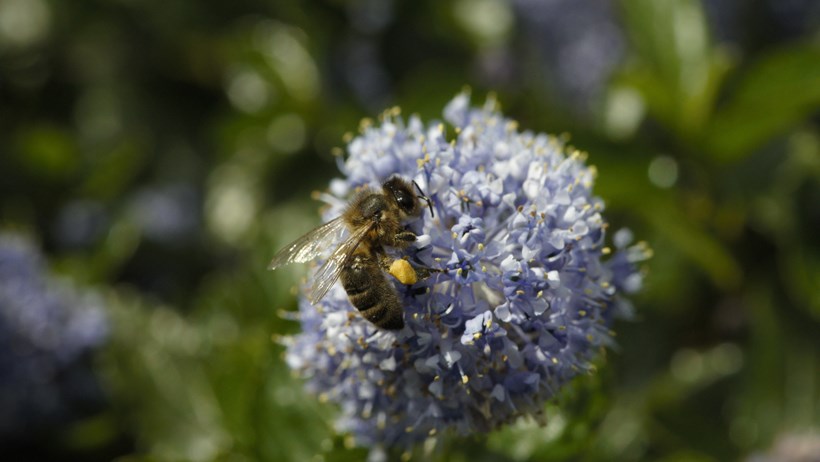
(412, 180, 434, 218)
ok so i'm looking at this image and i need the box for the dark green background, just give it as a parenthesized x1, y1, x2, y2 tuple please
(1, 0, 818, 460)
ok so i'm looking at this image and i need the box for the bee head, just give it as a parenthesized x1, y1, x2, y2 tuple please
(383, 176, 420, 217)
(382, 176, 435, 219)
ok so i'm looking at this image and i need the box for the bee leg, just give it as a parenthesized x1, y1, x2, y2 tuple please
(411, 264, 444, 279)
(395, 230, 417, 244)
(381, 255, 444, 285)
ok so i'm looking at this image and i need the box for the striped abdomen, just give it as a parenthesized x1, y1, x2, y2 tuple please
(340, 252, 404, 330)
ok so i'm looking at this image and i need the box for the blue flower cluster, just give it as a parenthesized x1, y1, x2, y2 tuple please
(284, 94, 648, 450)
(0, 233, 108, 437)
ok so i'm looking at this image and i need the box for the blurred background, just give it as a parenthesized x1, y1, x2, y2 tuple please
(1, 0, 819, 460)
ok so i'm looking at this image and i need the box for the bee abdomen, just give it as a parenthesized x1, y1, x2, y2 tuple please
(352, 290, 404, 330)
(341, 255, 404, 330)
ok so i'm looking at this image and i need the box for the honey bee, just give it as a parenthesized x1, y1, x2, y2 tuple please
(268, 176, 434, 330)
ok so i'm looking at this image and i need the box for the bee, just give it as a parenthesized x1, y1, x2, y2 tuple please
(268, 176, 434, 330)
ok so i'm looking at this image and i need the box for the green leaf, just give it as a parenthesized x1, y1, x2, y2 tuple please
(593, 153, 742, 290)
(618, 0, 727, 138)
(641, 201, 741, 290)
(782, 242, 820, 321)
(99, 287, 332, 462)
(704, 44, 820, 163)
(14, 125, 80, 179)
(79, 139, 148, 199)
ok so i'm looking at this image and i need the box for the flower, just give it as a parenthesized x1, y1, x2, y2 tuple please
(284, 93, 649, 452)
(0, 232, 108, 438)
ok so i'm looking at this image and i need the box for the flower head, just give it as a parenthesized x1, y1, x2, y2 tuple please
(284, 94, 648, 450)
(0, 232, 108, 437)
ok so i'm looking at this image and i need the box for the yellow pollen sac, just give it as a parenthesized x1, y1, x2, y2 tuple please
(389, 259, 417, 285)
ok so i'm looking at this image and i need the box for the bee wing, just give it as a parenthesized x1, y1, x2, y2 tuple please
(309, 222, 373, 304)
(268, 216, 348, 270)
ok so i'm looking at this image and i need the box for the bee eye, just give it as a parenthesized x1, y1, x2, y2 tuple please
(396, 191, 415, 212)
